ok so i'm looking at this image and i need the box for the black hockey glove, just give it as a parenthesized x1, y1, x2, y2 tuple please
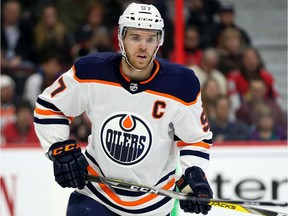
(176, 166, 213, 215)
(47, 139, 89, 189)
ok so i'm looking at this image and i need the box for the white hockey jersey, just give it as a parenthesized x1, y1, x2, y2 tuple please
(34, 52, 213, 216)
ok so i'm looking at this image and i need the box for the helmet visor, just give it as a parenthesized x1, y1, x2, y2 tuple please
(122, 27, 162, 47)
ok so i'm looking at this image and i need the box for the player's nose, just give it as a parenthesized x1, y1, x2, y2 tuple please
(138, 39, 148, 49)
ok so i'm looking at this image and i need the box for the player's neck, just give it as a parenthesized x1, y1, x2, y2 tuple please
(120, 58, 154, 81)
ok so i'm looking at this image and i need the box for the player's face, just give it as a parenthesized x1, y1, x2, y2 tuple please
(123, 28, 160, 70)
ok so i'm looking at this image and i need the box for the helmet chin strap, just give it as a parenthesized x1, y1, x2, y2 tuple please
(119, 38, 160, 73)
(122, 55, 143, 72)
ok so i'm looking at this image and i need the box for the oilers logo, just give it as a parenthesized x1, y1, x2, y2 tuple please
(100, 114, 152, 165)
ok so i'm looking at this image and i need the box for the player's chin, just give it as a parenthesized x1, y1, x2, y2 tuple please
(130, 60, 148, 69)
(136, 62, 149, 70)
(136, 57, 152, 67)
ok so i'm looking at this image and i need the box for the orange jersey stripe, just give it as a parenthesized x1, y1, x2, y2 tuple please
(140, 60, 160, 84)
(72, 65, 122, 87)
(177, 141, 211, 149)
(87, 165, 175, 207)
(72, 65, 200, 106)
(145, 90, 200, 106)
(34, 107, 74, 122)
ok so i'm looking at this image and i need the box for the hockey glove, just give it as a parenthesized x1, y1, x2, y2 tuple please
(176, 166, 213, 215)
(48, 139, 89, 189)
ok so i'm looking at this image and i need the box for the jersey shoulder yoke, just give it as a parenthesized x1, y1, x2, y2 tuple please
(73, 52, 121, 81)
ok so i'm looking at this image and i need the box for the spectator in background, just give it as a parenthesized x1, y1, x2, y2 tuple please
(185, 0, 220, 48)
(211, 1, 251, 47)
(1, 100, 39, 145)
(236, 78, 286, 128)
(34, 4, 72, 66)
(1, 74, 16, 130)
(201, 77, 221, 120)
(191, 48, 227, 95)
(1, 0, 35, 72)
(210, 95, 250, 142)
(103, 0, 123, 30)
(23, 53, 62, 107)
(71, 2, 113, 60)
(216, 27, 246, 76)
(250, 105, 287, 141)
(227, 47, 278, 102)
(73, 2, 105, 42)
(169, 25, 203, 66)
(56, 0, 95, 31)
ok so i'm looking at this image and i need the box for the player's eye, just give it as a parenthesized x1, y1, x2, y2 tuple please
(131, 36, 140, 42)
(146, 37, 156, 44)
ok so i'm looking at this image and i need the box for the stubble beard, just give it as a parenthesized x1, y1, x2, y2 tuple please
(128, 52, 152, 71)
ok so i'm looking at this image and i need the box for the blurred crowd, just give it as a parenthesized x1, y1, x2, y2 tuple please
(1, 0, 287, 146)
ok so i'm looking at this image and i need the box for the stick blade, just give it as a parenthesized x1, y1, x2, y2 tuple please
(244, 206, 288, 216)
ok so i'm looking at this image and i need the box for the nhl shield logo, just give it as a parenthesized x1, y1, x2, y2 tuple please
(130, 83, 138, 92)
(100, 113, 152, 165)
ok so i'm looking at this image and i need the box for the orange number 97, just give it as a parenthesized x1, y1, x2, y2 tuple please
(51, 77, 66, 97)
(200, 110, 210, 132)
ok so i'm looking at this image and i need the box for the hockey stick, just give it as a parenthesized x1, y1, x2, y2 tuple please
(86, 174, 288, 216)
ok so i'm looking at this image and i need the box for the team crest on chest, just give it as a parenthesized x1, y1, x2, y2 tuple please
(100, 113, 152, 165)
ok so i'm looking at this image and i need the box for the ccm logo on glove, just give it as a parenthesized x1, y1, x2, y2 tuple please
(52, 143, 80, 156)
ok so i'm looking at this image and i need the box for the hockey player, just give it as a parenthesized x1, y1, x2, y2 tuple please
(34, 2, 213, 216)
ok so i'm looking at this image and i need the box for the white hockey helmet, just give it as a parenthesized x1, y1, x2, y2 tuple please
(118, 3, 165, 46)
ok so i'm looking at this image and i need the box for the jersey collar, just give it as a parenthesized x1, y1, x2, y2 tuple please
(119, 59, 160, 84)
(117, 59, 161, 94)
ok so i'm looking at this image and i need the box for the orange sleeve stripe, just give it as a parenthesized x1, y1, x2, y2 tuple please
(177, 141, 211, 149)
(35, 108, 74, 122)
(87, 165, 175, 207)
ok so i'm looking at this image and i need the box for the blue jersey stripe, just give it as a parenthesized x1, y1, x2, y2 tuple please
(112, 169, 176, 197)
(155, 169, 175, 185)
(180, 150, 209, 160)
(203, 139, 213, 144)
(86, 182, 172, 214)
(113, 187, 147, 197)
(86, 150, 146, 197)
(174, 136, 212, 145)
(85, 149, 176, 197)
(36, 97, 60, 111)
(34, 117, 69, 125)
(85, 150, 105, 177)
